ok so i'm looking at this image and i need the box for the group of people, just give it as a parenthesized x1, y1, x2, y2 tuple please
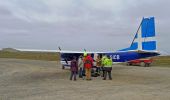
(70, 53, 113, 81)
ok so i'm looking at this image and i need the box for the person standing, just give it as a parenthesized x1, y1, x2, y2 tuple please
(103, 55, 113, 80)
(78, 55, 84, 78)
(83, 54, 93, 80)
(96, 55, 102, 75)
(101, 54, 107, 77)
(70, 56, 78, 81)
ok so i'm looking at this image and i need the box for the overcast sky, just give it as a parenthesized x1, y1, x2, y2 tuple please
(0, 0, 170, 54)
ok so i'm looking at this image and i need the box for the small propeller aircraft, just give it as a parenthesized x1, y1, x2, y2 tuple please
(59, 17, 160, 69)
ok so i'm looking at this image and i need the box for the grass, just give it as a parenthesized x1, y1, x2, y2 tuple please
(152, 56, 170, 67)
(0, 51, 60, 61)
(0, 51, 170, 67)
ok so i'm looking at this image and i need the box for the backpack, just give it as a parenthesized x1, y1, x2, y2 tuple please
(85, 59, 91, 64)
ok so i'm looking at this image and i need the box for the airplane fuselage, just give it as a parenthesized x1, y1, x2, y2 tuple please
(60, 51, 159, 68)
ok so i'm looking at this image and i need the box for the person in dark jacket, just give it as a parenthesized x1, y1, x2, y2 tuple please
(70, 56, 78, 81)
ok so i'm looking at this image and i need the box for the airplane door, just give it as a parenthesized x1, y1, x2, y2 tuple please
(94, 53, 98, 61)
(93, 53, 98, 67)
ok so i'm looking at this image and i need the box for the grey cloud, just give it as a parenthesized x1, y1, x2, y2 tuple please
(0, 0, 169, 53)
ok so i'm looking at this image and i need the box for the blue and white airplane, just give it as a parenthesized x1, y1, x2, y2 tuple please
(60, 17, 160, 69)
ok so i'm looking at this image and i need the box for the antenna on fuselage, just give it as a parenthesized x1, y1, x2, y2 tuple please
(84, 49, 86, 52)
(58, 46, 61, 51)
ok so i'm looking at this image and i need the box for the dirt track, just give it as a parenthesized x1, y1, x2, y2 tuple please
(0, 58, 170, 100)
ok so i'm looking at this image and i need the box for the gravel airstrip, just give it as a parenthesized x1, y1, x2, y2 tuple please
(0, 58, 170, 100)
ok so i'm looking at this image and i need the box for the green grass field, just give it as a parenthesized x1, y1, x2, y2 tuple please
(152, 56, 170, 67)
(0, 51, 60, 61)
(0, 51, 170, 67)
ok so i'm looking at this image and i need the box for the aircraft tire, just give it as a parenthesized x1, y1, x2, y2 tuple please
(62, 65, 65, 69)
(145, 63, 150, 67)
(126, 63, 130, 66)
(140, 62, 145, 67)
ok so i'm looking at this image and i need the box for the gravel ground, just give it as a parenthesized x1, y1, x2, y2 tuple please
(0, 58, 170, 100)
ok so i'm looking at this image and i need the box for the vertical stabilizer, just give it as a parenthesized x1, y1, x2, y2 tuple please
(119, 17, 156, 51)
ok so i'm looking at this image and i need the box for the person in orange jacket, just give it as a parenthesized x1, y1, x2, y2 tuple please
(83, 54, 93, 80)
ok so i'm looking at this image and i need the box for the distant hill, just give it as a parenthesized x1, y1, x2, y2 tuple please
(1, 48, 20, 52)
(0, 48, 59, 61)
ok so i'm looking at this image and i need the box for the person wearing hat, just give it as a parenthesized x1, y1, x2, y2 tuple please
(84, 51, 87, 57)
(83, 54, 93, 80)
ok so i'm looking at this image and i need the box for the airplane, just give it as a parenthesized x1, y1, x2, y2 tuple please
(59, 17, 160, 69)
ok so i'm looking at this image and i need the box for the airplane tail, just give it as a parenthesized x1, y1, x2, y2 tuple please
(119, 17, 157, 52)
